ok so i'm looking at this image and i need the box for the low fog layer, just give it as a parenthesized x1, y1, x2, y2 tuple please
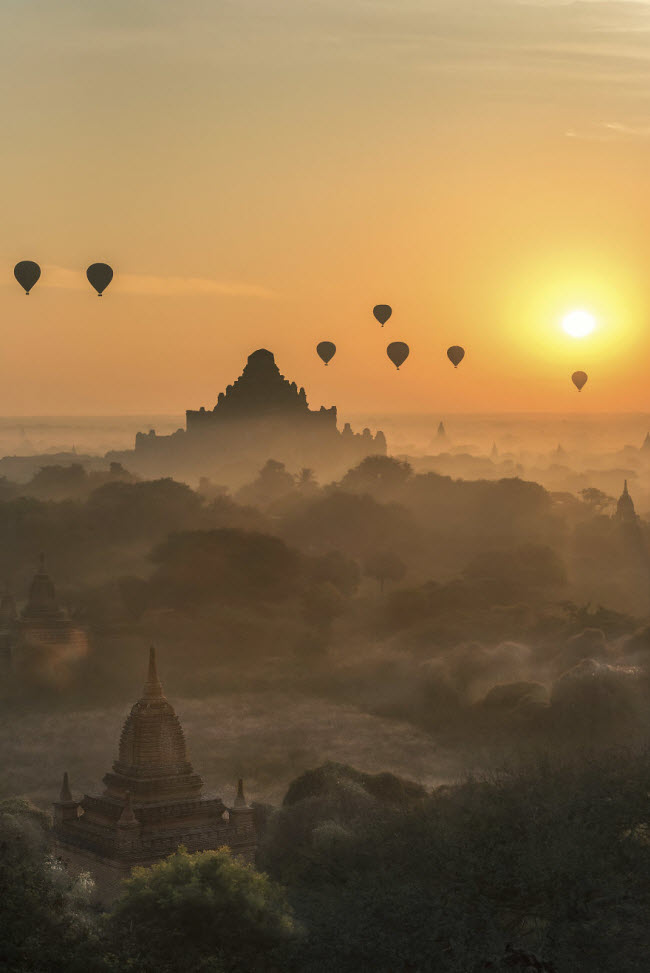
(0, 415, 648, 815)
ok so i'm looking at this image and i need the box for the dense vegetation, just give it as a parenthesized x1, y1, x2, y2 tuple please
(2, 749, 649, 972)
(1, 456, 649, 969)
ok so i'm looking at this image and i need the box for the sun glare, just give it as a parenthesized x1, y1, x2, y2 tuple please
(562, 309, 596, 338)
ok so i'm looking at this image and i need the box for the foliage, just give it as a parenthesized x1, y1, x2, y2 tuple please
(148, 528, 302, 608)
(462, 544, 567, 594)
(106, 847, 298, 973)
(339, 455, 413, 498)
(363, 549, 407, 593)
(0, 798, 102, 973)
(263, 752, 650, 973)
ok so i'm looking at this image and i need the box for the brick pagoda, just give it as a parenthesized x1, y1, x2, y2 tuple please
(53, 648, 256, 902)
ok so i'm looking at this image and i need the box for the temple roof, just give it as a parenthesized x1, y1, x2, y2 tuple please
(21, 554, 64, 621)
(103, 647, 203, 803)
(616, 479, 637, 523)
(210, 348, 311, 417)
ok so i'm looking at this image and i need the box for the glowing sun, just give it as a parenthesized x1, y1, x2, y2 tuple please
(562, 309, 596, 338)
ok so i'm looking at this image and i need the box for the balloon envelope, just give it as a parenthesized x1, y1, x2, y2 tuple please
(373, 304, 392, 326)
(572, 370, 588, 391)
(14, 260, 41, 294)
(387, 341, 409, 370)
(86, 262, 113, 296)
(447, 345, 465, 368)
(317, 341, 336, 365)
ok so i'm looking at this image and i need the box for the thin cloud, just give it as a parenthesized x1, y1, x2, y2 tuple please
(40, 266, 275, 299)
(565, 119, 650, 139)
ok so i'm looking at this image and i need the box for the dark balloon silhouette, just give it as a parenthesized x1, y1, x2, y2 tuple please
(447, 345, 465, 368)
(14, 261, 41, 295)
(373, 305, 392, 327)
(316, 341, 336, 365)
(86, 263, 113, 296)
(387, 341, 409, 370)
(572, 370, 588, 392)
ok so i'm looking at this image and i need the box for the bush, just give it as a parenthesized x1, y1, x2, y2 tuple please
(106, 847, 298, 973)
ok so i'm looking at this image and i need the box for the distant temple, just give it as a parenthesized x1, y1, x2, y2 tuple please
(53, 648, 256, 902)
(2, 555, 87, 682)
(109, 349, 386, 480)
(615, 479, 638, 525)
(642, 432, 650, 454)
(436, 421, 447, 443)
(0, 588, 17, 673)
(614, 480, 650, 608)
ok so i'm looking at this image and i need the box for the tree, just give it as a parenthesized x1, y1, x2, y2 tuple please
(363, 550, 406, 594)
(305, 550, 360, 597)
(27, 464, 88, 499)
(87, 478, 204, 542)
(462, 544, 566, 596)
(106, 847, 298, 973)
(236, 460, 296, 507)
(296, 468, 318, 493)
(301, 581, 345, 631)
(263, 753, 650, 973)
(579, 487, 615, 514)
(339, 455, 412, 499)
(0, 798, 101, 972)
(281, 491, 417, 560)
(148, 528, 302, 608)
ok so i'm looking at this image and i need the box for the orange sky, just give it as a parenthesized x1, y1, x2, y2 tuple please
(1, 1, 649, 415)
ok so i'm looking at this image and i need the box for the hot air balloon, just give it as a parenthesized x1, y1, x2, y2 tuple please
(373, 305, 392, 327)
(387, 342, 409, 370)
(447, 345, 465, 368)
(572, 370, 588, 392)
(317, 341, 336, 365)
(14, 261, 41, 295)
(86, 263, 113, 296)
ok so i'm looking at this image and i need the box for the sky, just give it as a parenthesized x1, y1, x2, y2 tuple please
(0, 0, 649, 415)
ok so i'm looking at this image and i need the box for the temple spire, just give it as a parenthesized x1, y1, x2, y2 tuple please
(143, 646, 163, 699)
(60, 771, 73, 803)
(234, 778, 247, 808)
(118, 791, 138, 828)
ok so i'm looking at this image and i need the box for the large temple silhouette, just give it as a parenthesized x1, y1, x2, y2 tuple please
(53, 648, 256, 902)
(108, 349, 386, 480)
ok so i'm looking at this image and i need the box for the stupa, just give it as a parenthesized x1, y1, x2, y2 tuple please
(615, 480, 637, 525)
(53, 648, 256, 902)
(13, 555, 88, 682)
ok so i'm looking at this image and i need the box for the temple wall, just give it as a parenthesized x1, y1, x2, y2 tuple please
(54, 841, 133, 905)
(54, 824, 257, 905)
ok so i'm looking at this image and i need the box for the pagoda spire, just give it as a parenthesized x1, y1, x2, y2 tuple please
(234, 778, 247, 808)
(118, 791, 138, 828)
(60, 771, 73, 803)
(143, 646, 163, 699)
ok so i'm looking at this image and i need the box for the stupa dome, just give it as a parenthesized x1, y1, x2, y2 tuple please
(104, 647, 203, 802)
